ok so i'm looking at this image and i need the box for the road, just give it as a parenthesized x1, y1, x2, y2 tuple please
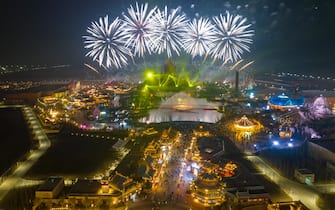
(149, 131, 192, 209)
(128, 130, 206, 210)
(246, 155, 320, 210)
(313, 183, 335, 193)
(0, 106, 51, 201)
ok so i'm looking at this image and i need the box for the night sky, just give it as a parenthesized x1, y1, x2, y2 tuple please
(0, 0, 334, 76)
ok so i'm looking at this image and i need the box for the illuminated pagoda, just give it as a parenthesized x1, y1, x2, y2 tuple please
(268, 94, 304, 111)
(191, 172, 226, 207)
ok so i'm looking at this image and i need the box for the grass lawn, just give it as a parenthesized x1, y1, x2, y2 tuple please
(0, 108, 31, 174)
(25, 130, 126, 179)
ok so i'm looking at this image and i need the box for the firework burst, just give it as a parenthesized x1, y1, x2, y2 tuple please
(151, 6, 188, 57)
(83, 5, 255, 70)
(122, 2, 157, 57)
(211, 11, 254, 63)
(83, 15, 132, 69)
(183, 17, 216, 58)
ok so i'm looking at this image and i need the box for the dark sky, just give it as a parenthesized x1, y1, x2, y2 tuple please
(0, 0, 334, 75)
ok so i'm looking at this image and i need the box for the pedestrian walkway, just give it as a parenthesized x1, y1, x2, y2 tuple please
(0, 106, 51, 201)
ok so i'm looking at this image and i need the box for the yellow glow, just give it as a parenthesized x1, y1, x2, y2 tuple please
(49, 109, 58, 118)
(147, 72, 153, 78)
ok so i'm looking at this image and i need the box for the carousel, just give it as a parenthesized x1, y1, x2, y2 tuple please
(229, 115, 264, 141)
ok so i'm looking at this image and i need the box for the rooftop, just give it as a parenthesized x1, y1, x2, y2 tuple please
(109, 172, 136, 192)
(36, 176, 64, 192)
(69, 179, 101, 195)
(296, 168, 314, 175)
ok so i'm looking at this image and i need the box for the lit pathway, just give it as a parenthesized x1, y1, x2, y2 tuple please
(0, 106, 51, 201)
(246, 155, 320, 210)
(313, 183, 335, 193)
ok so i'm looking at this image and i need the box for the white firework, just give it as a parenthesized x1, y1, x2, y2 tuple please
(183, 17, 216, 58)
(151, 6, 188, 57)
(122, 2, 157, 57)
(83, 15, 131, 69)
(211, 11, 254, 63)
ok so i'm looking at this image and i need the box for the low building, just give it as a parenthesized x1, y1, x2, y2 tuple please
(144, 141, 161, 159)
(267, 201, 309, 210)
(35, 176, 64, 199)
(228, 186, 270, 206)
(66, 179, 119, 208)
(294, 168, 315, 185)
(68, 179, 101, 197)
(138, 155, 156, 182)
(109, 172, 142, 201)
(33, 174, 142, 209)
(193, 129, 211, 137)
